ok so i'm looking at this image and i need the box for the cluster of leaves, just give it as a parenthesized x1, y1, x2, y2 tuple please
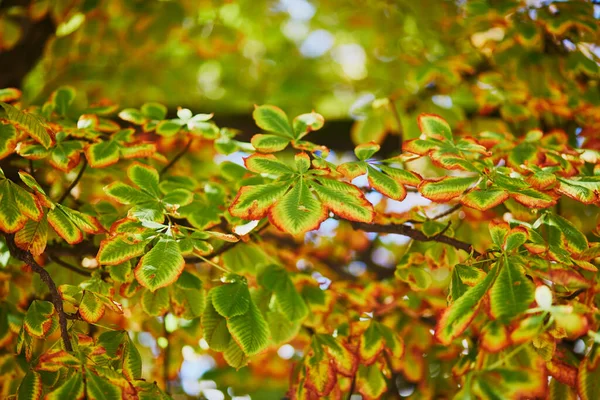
(0, 80, 600, 400)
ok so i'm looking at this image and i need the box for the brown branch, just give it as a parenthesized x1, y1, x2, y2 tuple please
(160, 139, 193, 176)
(57, 158, 87, 204)
(350, 221, 481, 258)
(4, 234, 73, 352)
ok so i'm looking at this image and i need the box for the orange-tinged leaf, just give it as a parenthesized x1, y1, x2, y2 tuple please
(79, 292, 105, 323)
(229, 182, 291, 220)
(15, 216, 48, 256)
(480, 320, 510, 353)
(461, 188, 509, 211)
(436, 264, 497, 345)
(358, 322, 385, 364)
(23, 300, 54, 338)
(47, 207, 83, 244)
(419, 176, 478, 202)
(367, 165, 406, 201)
(244, 153, 294, 175)
(311, 178, 374, 223)
(418, 113, 452, 141)
(135, 237, 185, 291)
(17, 370, 42, 400)
(268, 180, 328, 235)
(511, 188, 557, 208)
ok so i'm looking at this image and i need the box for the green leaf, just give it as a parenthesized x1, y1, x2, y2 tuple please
(23, 300, 54, 338)
(418, 113, 453, 141)
(141, 288, 169, 316)
(223, 340, 248, 369)
(395, 267, 432, 291)
(419, 176, 478, 202)
(354, 142, 380, 160)
(135, 237, 185, 291)
(259, 265, 308, 321)
(267, 310, 301, 344)
(436, 264, 498, 345)
(50, 86, 76, 116)
(244, 153, 294, 175)
(202, 293, 231, 351)
(0, 122, 17, 160)
(1, 102, 53, 149)
(461, 189, 509, 211)
(118, 108, 147, 125)
(548, 214, 588, 254)
(503, 226, 528, 251)
(269, 179, 327, 235)
(367, 165, 406, 201)
(86, 140, 120, 168)
(141, 102, 167, 120)
(295, 152, 310, 173)
(162, 188, 193, 207)
(97, 234, 149, 266)
(17, 370, 42, 400)
(378, 165, 421, 187)
(156, 120, 181, 136)
(104, 182, 156, 205)
(310, 178, 374, 223)
(250, 134, 290, 153)
(85, 369, 122, 400)
(47, 207, 82, 244)
(0, 87, 21, 102)
(79, 292, 104, 323)
(122, 336, 142, 380)
(357, 364, 387, 399)
(45, 374, 84, 400)
(0, 180, 37, 233)
(229, 182, 291, 220)
(211, 279, 251, 318)
(172, 271, 204, 319)
(227, 300, 270, 356)
(489, 257, 534, 322)
(578, 343, 600, 400)
(15, 216, 48, 256)
(292, 111, 325, 139)
(358, 322, 385, 364)
(128, 163, 161, 198)
(253, 105, 294, 139)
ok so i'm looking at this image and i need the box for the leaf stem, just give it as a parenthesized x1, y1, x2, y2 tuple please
(198, 255, 230, 273)
(160, 138, 193, 176)
(57, 158, 87, 204)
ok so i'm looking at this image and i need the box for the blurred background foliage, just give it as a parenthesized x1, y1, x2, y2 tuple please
(1, 0, 600, 398)
(1, 0, 599, 148)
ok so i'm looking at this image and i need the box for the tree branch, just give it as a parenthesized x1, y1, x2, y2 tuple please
(57, 158, 87, 204)
(349, 221, 481, 258)
(160, 139, 193, 176)
(4, 234, 73, 352)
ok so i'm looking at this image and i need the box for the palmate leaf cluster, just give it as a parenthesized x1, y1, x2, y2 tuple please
(0, 67, 600, 399)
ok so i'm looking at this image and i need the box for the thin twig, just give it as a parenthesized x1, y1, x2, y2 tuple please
(57, 158, 87, 204)
(4, 234, 73, 351)
(431, 204, 462, 221)
(350, 221, 481, 258)
(47, 254, 92, 277)
(160, 139, 193, 176)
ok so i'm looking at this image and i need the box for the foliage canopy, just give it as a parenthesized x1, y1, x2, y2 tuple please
(0, 0, 600, 399)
